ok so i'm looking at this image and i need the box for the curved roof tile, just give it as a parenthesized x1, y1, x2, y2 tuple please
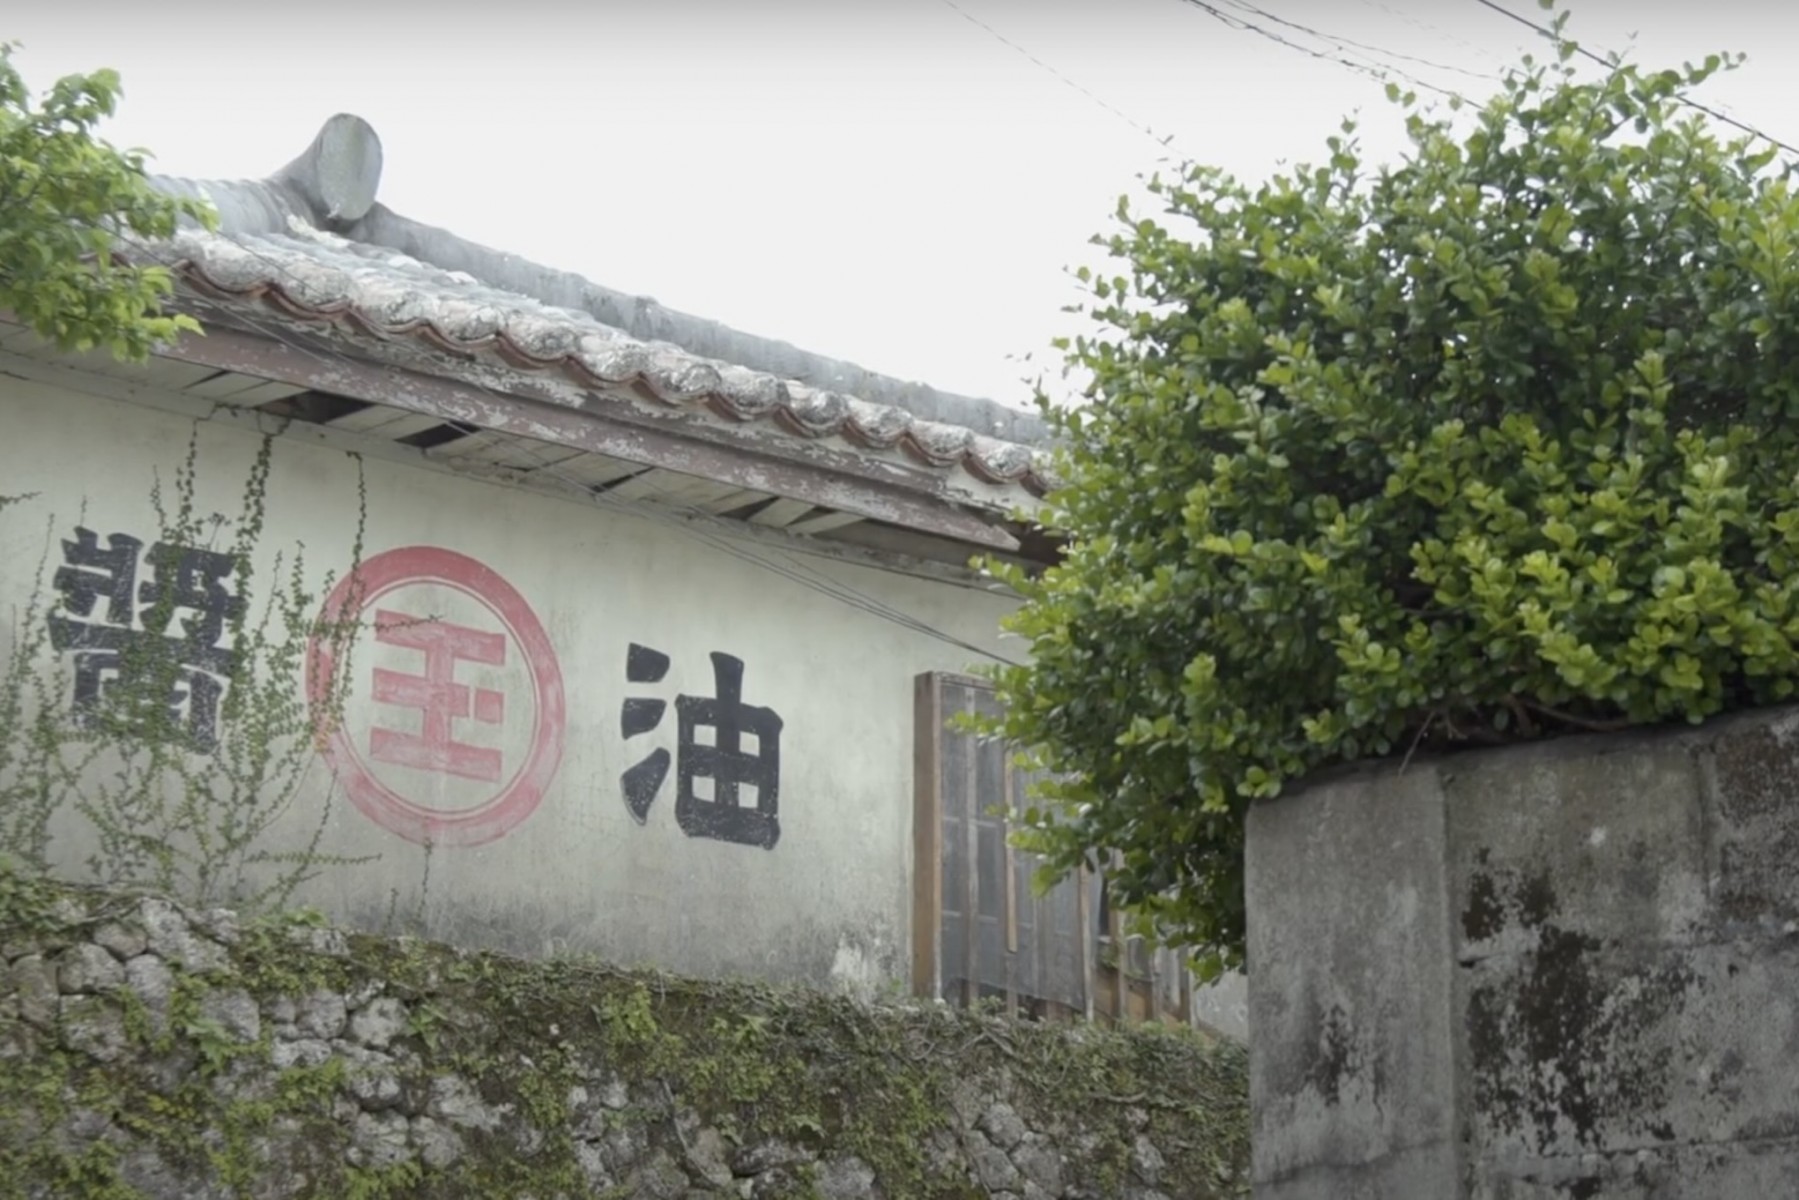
(147, 227, 1055, 497)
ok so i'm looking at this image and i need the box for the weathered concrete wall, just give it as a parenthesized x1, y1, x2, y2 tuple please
(1191, 973, 1249, 1045)
(0, 370, 1017, 997)
(1247, 706, 1799, 1198)
(0, 878, 1251, 1199)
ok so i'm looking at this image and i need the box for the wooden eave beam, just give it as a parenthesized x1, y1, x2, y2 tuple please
(155, 320, 1021, 552)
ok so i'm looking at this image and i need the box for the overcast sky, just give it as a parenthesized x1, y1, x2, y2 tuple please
(10, 1, 1799, 409)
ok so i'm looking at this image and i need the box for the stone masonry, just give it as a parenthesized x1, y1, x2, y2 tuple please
(0, 883, 1248, 1199)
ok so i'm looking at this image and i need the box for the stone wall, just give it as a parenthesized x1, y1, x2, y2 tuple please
(0, 875, 1249, 1199)
(1246, 705, 1799, 1199)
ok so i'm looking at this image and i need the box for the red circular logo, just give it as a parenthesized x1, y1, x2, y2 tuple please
(307, 546, 566, 848)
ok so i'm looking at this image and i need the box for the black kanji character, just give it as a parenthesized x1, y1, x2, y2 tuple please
(617, 645, 783, 849)
(674, 652, 782, 850)
(46, 529, 241, 753)
(141, 541, 243, 653)
(619, 642, 671, 823)
(53, 527, 141, 626)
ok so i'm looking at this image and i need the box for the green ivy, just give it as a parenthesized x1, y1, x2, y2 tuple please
(0, 881, 1251, 1198)
(0, 43, 215, 361)
(979, 3, 1799, 975)
(0, 432, 373, 913)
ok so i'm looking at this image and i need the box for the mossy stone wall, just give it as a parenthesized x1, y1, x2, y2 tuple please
(0, 874, 1248, 1199)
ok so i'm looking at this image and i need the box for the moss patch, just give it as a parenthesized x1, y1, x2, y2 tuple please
(0, 874, 1250, 1198)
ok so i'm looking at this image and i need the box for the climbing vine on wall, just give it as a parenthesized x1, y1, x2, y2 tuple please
(0, 429, 374, 912)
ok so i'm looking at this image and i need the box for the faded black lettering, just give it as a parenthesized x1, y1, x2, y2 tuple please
(618, 644, 783, 849)
(47, 527, 240, 753)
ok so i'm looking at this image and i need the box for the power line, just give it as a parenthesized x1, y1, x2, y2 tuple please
(1171, 0, 1464, 99)
(1352, 0, 1494, 61)
(935, 0, 1177, 151)
(1469, 0, 1799, 157)
(1216, 0, 1497, 82)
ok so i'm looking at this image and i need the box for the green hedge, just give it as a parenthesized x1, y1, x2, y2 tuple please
(983, 21, 1799, 972)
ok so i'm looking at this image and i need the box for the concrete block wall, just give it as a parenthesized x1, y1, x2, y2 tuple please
(1247, 707, 1799, 1198)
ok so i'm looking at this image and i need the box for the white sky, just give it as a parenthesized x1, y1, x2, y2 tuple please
(10, 1, 1799, 409)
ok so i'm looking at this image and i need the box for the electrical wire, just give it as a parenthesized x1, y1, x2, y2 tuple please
(1352, 0, 1494, 61)
(1215, 0, 1497, 82)
(1469, 0, 1799, 157)
(1171, 0, 1464, 99)
(936, 0, 1177, 151)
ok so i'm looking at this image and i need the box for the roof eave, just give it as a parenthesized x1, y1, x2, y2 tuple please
(157, 295, 1038, 554)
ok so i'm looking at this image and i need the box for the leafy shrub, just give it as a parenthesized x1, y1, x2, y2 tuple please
(0, 42, 213, 360)
(981, 16, 1799, 971)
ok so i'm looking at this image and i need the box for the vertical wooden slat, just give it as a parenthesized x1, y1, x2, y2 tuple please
(1038, 866, 1055, 1014)
(1110, 862, 1128, 1025)
(1002, 752, 1018, 956)
(1000, 749, 1018, 1017)
(921, 675, 1222, 1028)
(1146, 936, 1161, 1025)
(962, 700, 980, 1008)
(1022, 766, 1052, 1014)
(1036, 864, 1054, 1011)
(1076, 864, 1094, 1021)
(910, 673, 945, 1000)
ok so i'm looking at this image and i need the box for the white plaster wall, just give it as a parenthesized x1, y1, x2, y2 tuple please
(0, 370, 1020, 996)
